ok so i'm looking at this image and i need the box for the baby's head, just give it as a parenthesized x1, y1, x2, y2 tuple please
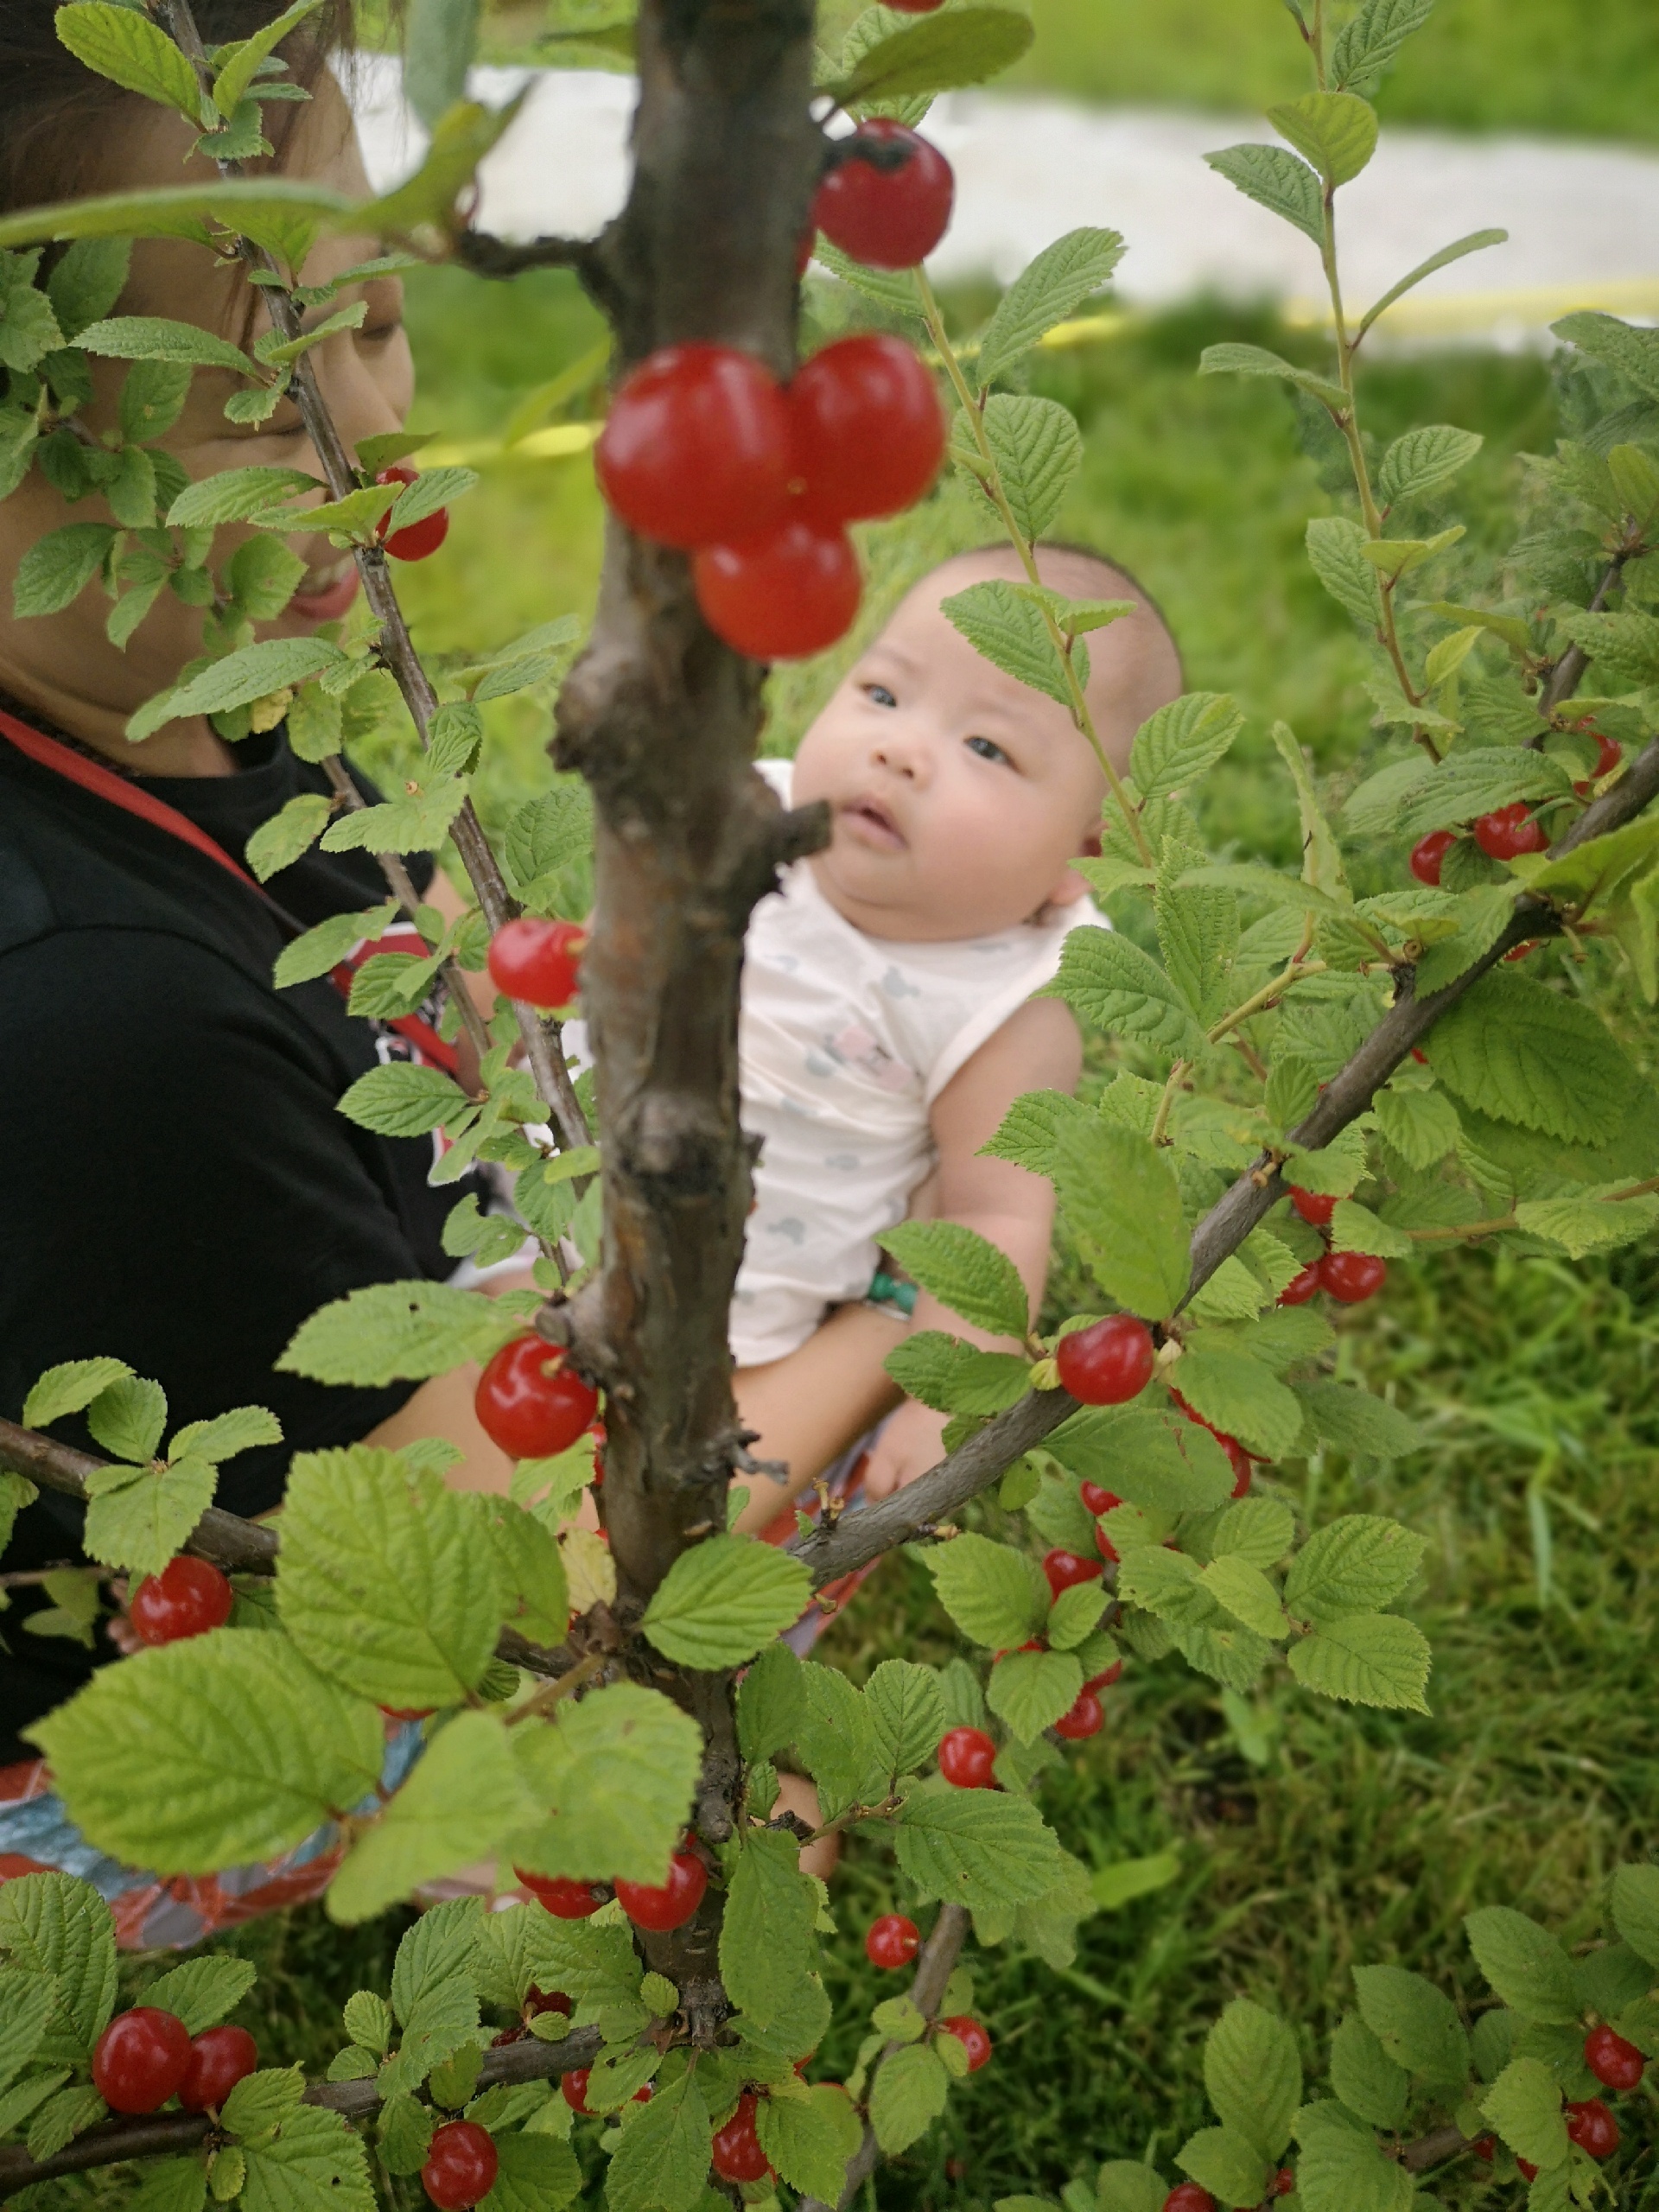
(791, 542, 1182, 943)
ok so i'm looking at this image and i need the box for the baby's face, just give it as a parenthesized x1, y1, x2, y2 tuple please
(790, 566, 1108, 942)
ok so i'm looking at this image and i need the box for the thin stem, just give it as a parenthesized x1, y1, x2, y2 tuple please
(1403, 1173, 1659, 1243)
(912, 270, 1155, 870)
(1150, 1061, 1189, 1145)
(1207, 957, 1327, 1046)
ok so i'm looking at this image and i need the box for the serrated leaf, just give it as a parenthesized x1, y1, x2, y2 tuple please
(865, 1660, 946, 1779)
(1465, 1908, 1580, 2026)
(1046, 1406, 1234, 1514)
(508, 1683, 702, 1886)
(1203, 1999, 1303, 2160)
(1200, 1556, 1289, 1640)
(1352, 1963, 1470, 2083)
(719, 1829, 818, 2032)
(83, 1455, 216, 1580)
(1425, 972, 1637, 1146)
(13, 522, 118, 619)
(941, 576, 1073, 709)
(223, 2063, 306, 2140)
(0, 1872, 118, 2060)
(131, 636, 341, 741)
(338, 1061, 470, 1138)
(271, 899, 399, 988)
(1131, 691, 1245, 803)
(639, 1535, 810, 1669)
(1377, 424, 1484, 505)
(30, 1633, 384, 1872)
(1306, 516, 1383, 630)
(1171, 1352, 1303, 1461)
(827, 3, 1033, 105)
(734, 1643, 804, 1764)
(868, 2041, 949, 2153)
(240, 2104, 376, 2212)
(1293, 2101, 1414, 2212)
(754, 2082, 862, 2202)
(1204, 143, 1324, 245)
(1330, 2013, 1408, 2129)
(278, 1280, 514, 1387)
(0, 1970, 60, 2089)
(880, 1218, 1030, 1338)
(321, 770, 468, 857)
(481, 2133, 582, 2212)
(883, 1333, 1031, 1414)
(894, 1784, 1065, 1909)
(977, 226, 1126, 389)
(54, 4, 205, 118)
(1292, 1382, 1423, 1464)
(1331, 0, 1435, 90)
(1395, 749, 1569, 841)
(168, 465, 321, 528)
(330, 1709, 536, 1923)
(604, 2067, 710, 2212)
(1199, 341, 1348, 411)
(77, 314, 251, 375)
(1480, 2057, 1570, 2169)
(1052, 1118, 1191, 1322)
(925, 1530, 1048, 1649)
(27, 2081, 107, 2161)
(955, 394, 1082, 540)
(1267, 91, 1377, 184)
(987, 1648, 1083, 1743)
(1177, 2125, 1270, 2209)
(1611, 1866, 1659, 1966)
(1373, 1084, 1460, 1169)
(1046, 1579, 1107, 1650)
(1285, 1516, 1425, 1623)
(125, 2158, 207, 2212)
(1287, 1614, 1431, 1713)
(1044, 924, 1209, 1060)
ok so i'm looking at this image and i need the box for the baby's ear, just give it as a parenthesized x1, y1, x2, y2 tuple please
(1044, 823, 1103, 911)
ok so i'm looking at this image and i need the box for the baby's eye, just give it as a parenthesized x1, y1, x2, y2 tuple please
(864, 683, 898, 709)
(965, 734, 1013, 766)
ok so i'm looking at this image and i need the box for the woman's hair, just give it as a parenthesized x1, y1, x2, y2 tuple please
(0, 0, 355, 215)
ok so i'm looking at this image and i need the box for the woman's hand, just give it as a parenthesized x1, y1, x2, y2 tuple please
(859, 1396, 949, 1501)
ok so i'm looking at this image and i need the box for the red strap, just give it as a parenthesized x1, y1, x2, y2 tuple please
(0, 708, 264, 894)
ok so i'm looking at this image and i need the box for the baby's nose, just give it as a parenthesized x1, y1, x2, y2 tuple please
(872, 735, 928, 783)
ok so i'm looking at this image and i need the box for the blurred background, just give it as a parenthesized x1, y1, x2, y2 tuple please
(165, 10, 1659, 2210)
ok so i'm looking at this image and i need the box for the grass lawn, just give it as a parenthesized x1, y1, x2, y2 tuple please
(41, 257, 1659, 2211)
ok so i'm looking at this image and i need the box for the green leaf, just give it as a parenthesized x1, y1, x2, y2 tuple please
(83, 1455, 217, 1579)
(734, 1643, 804, 1764)
(1394, 749, 1570, 841)
(131, 636, 341, 741)
(1372, 1084, 1460, 1169)
(168, 465, 321, 528)
(884, 1333, 1030, 1414)
(1465, 1908, 1580, 2026)
(955, 394, 1081, 541)
(212, 0, 325, 115)
(893, 1784, 1065, 1910)
(1043, 925, 1209, 1060)
(1351, 1962, 1470, 2082)
(868, 2041, 950, 2153)
(508, 1683, 702, 1886)
(222, 2063, 306, 2140)
(1211, 1497, 1296, 1570)
(46, 235, 130, 338)
(720, 1830, 818, 2032)
(54, 3, 206, 118)
(1480, 2057, 1570, 2170)
(1331, 0, 1436, 91)
(1611, 1866, 1659, 1967)
(1306, 516, 1384, 629)
(639, 1535, 810, 1669)
(1046, 1579, 1107, 1650)
(1425, 972, 1637, 1146)
(1330, 2014, 1408, 2130)
(271, 899, 399, 989)
(0, 1872, 118, 2059)
(865, 1659, 946, 1780)
(976, 226, 1125, 390)
(604, 2067, 711, 2212)
(240, 2104, 376, 2212)
(1046, 1405, 1234, 1515)
(27, 2081, 107, 2160)
(1131, 691, 1245, 803)
(1203, 144, 1324, 245)
(126, 2158, 208, 2212)
(278, 1280, 514, 1387)
(1170, 1351, 1302, 1461)
(276, 1446, 505, 1707)
(1202, 2000, 1302, 2161)
(1293, 2102, 1413, 2212)
(0, 271, 65, 375)
(480, 2133, 582, 2212)
(827, 3, 1033, 105)
(1287, 1614, 1431, 1713)
(404, 0, 480, 127)
(338, 1061, 470, 1139)
(1376, 423, 1484, 505)
(320, 770, 469, 858)
(247, 792, 333, 881)
(941, 575, 1074, 708)
(0, 178, 353, 258)
(330, 1710, 535, 1923)
(135, 1956, 257, 2037)
(925, 1530, 1048, 1649)
(1176, 2126, 1270, 2209)
(1293, 1382, 1424, 1463)
(754, 2082, 862, 2202)
(1200, 1557, 1289, 1641)
(1285, 1516, 1426, 1623)
(1092, 1854, 1181, 1913)
(0, 1971, 61, 2094)
(1198, 341, 1347, 411)
(29, 1633, 384, 1872)
(75, 1374, 162, 1463)
(880, 1218, 1030, 1338)
(987, 1648, 1083, 1743)
(13, 522, 118, 618)
(1266, 91, 1377, 184)
(76, 314, 251, 375)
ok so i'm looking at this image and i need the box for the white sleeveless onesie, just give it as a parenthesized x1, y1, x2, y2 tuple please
(730, 759, 1104, 1366)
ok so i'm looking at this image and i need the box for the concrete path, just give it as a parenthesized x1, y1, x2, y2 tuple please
(347, 55, 1659, 339)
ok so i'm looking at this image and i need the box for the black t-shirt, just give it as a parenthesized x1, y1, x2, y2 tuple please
(0, 717, 473, 1758)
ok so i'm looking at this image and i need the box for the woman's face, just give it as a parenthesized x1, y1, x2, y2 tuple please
(0, 70, 411, 759)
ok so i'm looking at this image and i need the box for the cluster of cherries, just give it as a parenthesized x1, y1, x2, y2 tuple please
(92, 2007, 257, 2118)
(1275, 1185, 1388, 1308)
(515, 1847, 708, 1931)
(863, 1915, 993, 2070)
(1408, 731, 1622, 894)
(1048, 1312, 1265, 1501)
(1497, 2023, 1648, 2177)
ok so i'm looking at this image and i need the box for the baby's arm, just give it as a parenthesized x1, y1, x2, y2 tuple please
(861, 995, 1083, 1501)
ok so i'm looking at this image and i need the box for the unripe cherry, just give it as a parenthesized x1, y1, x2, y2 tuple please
(711, 2093, 772, 2184)
(92, 2007, 193, 2114)
(1565, 2099, 1618, 2159)
(1409, 830, 1456, 887)
(791, 334, 944, 524)
(939, 2015, 992, 2071)
(179, 2024, 258, 2114)
(130, 1556, 234, 1647)
(1053, 1688, 1103, 1740)
(516, 1869, 605, 1917)
(487, 918, 587, 1010)
(377, 464, 450, 562)
(614, 1850, 708, 1932)
(937, 1726, 997, 1789)
(474, 1336, 598, 1459)
(1042, 1548, 1103, 1600)
(865, 1913, 921, 1968)
(595, 343, 792, 550)
(1317, 1251, 1387, 1304)
(693, 519, 861, 660)
(810, 120, 955, 270)
(1056, 1314, 1155, 1406)
(1584, 2024, 1644, 2091)
(1288, 1185, 1337, 1226)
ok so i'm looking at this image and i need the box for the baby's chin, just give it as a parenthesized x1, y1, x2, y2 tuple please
(812, 842, 1047, 941)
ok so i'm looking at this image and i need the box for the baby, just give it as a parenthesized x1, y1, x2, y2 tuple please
(731, 539, 1183, 1524)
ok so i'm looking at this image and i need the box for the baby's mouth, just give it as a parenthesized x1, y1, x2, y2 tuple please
(840, 794, 906, 851)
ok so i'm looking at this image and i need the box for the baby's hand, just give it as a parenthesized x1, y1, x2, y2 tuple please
(860, 1398, 950, 1502)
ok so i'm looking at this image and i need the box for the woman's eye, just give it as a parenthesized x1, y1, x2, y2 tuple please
(864, 683, 898, 709)
(965, 734, 1012, 766)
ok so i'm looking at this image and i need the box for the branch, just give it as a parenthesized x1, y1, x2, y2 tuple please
(1541, 550, 1633, 716)
(455, 226, 622, 322)
(1400, 2122, 1476, 2174)
(791, 726, 1659, 1587)
(0, 2024, 601, 2191)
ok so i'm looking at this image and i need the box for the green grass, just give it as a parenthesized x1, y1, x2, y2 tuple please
(41, 270, 1657, 2211)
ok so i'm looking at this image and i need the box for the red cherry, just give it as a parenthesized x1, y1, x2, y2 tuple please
(1225, 1438, 1252, 1498)
(1164, 2190, 1216, 2212)
(1410, 1047, 1428, 1065)
(1317, 1251, 1388, 1304)
(1471, 2138, 1496, 2163)
(595, 344, 791, 550)
(693, 518, 861, 660)
(526, 1987, 572, 2021)
(92, 2007, 193, 2114)
(422, 2120, 498, 2210)
(1593, 732, 1623, 779)
(474, 1335, 599, 1460)
(1409, 830, 1456, 887)
(810, 120, 955, 270)
(487, 918, 587, 1010)
(1042, 1548, 1103, 1600)
(1585, 2025, 1644, 2091)
(937, 1726, 998, 1789)
(376, 465, 450, 563)
(885, 0, 945, 10)
(1056, 1314, 1156, 1406)
(791, 334, 944, 524)
(516, 1869, 605, 1917)
(178, 2024, 258, 2114)
(865, 1914, 921, 1968)
(711, 2093, 773, 2184)
(1053, 1688, 1103, 1741)
(940, 2016, 992, 2072)
(380, 1706, 435, 1722)
(1288, 1185, 1337, 1227)
(562, 2069, 592, 2113)
(1278, 1264, 1322, 1307)
(1565, 2100, 1619, 2159)
(1516, 2160, 1538, 2183)
(1084, 1659, 1122, 1692)
(1096, 1523, 1120, 1565)
(614, 1850, 708, 1933)
(1080, 1482, 1122, 1516)
(1274, 2172, 1296, 2197)
(1472, 802, 1548, 860)
(129, 1556, 233, 1647)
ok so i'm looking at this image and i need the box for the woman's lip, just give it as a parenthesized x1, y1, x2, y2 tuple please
(289, 566, 360, 623)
